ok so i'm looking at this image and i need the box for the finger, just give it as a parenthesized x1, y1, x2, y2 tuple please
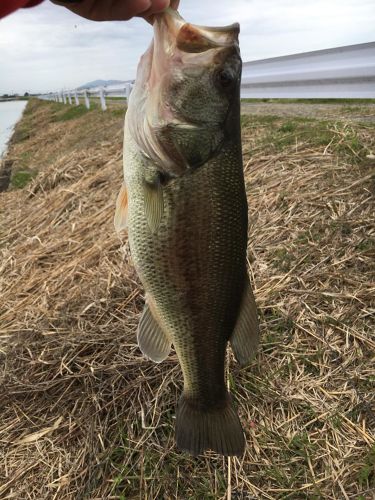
(107, 0, 153, 20)
(141, 0, 169, 19)
(169, 0, 179, 10)
(142, 0, 179, 24)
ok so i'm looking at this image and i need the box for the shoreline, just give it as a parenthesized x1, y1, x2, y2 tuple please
(0, 99, 28, 156)
(0, 100, 28, 191)
(0, 97, 29, 102)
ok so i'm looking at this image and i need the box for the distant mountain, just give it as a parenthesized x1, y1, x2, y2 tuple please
(77, 80, 126, 90)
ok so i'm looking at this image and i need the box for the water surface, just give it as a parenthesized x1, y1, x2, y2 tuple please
(0, 100, 27, 158)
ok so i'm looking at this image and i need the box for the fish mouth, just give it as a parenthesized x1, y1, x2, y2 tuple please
(154, 8, 240, 54)
(149, 9, 241, 128)
(147, 8, 240, 94)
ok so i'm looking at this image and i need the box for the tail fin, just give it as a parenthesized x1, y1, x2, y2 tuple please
(175, 393, 245, 456)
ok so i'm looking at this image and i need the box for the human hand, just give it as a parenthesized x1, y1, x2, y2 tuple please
(50, 0, 179, 22)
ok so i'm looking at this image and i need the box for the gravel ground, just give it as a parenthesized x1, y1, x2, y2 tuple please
(241, 102, 375, 122)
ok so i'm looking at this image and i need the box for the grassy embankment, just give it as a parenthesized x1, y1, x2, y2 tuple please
(1, 99, 374, 499)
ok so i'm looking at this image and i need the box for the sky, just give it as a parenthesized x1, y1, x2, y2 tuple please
(0, 0, 374, 95)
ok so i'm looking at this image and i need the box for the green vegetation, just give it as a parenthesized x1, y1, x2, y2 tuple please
(358, 444, 375, 488)
(107, 429, 228, 499)
(90, 95, 128, 101)
(44, 101, 125, 122)
(51, 104, 92, 122)
(272, 247, 294, 272)
(242, 115, 371, 159)
(240, 114, 252, 127)
(278, 121, 298, 133)
(11, 125, 30, 143)
(241, 114, 280, 127)
(10, 169, 36, 188)
(356, 238, 375, 252)
(111, 107, 126, 118)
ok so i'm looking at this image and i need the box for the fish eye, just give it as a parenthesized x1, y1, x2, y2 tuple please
(215, 69, 235, 88)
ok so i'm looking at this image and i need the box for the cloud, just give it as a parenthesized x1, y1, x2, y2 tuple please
(0, 0, 374, 94)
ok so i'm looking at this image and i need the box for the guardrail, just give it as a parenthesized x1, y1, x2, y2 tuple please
(39, 82, 134, 110)
(241, 41, 375, 98)
(38, 41, 375, 106)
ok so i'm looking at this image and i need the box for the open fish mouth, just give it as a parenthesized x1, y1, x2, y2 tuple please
(154, 8, 240, 53)
(150, 7, 241, 103)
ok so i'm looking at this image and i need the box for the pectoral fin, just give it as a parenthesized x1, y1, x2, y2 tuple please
(230, 275, 260, 367)
(142, 179, 164, 233)
(137, 302, 171, 363)
(114, 182, 128, 232)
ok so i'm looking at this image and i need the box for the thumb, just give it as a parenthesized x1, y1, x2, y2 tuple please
(142, 0, 180, 24)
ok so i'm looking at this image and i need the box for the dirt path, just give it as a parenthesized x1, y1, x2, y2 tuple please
(241, 102, 375, 122)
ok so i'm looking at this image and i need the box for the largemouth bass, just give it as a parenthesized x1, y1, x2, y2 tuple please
(115, 8, 259, 456)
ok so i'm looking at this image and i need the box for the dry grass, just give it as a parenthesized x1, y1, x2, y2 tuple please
(1, 99, 374, 499)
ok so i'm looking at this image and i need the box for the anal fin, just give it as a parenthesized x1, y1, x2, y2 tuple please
(137, 302, 171, 363)
(230, 275, 260, 367)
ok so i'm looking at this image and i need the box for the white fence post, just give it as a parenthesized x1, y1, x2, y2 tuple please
(125, 83, 131, 101)
(99, 87, 107, 111)
(67, 91, 72, 105)
(74, 90, 79, 106)
(84, 90, 90, 109)
(63, 92, 67, 104)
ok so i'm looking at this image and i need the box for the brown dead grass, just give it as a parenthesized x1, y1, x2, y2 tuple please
(1, 99, 374, 499)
